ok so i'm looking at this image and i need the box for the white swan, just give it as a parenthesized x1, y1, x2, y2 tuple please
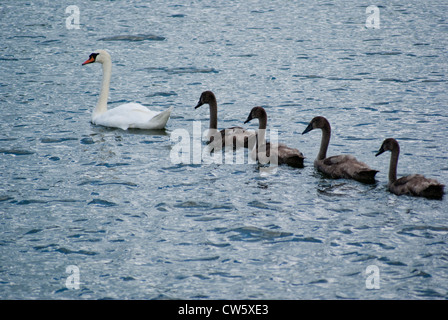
(82, 50, 172, 130)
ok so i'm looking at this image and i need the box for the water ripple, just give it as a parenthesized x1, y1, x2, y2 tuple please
(99, 34, 165, 41)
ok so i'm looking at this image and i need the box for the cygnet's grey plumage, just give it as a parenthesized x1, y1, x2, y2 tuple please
(195, 91, 255, 149)
(244, 106, 305, 168)
(375, 138, 444, 199)
(302, 116, 378, 183)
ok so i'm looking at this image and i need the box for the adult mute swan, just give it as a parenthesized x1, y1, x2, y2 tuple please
(82, 50, 172, 130)
(375, 138, 445, 199)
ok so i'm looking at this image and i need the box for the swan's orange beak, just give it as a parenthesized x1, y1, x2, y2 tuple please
(82, 57, 95, 65)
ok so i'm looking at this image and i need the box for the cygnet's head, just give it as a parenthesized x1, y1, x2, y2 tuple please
(302, 116, 329, 135)
(244, 106, 266, 124)
(375, 138, 399, 157)
(194, 91, 216, 109)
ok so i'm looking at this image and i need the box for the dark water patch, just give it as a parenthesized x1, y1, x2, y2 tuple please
(414, 289, 445, 298)
(78, 180, 102, 186)
(362, 38, 383, 42)
(40, 137, 78, 144)
(88, 199, 118, 207)
(317, 183, 359, 197)
(231, 54, 258, 58)
(95, 162, 130, 168)
(0, 149, 34, 156)
(421, 79, 445, 83)
(101, 181, 138, 187)
(353, 122, 375, 127)
(145, 67, 218, 74)
(80, 137, 95, 145)
(204, 241, 230, 248)
(217, 226, 293, 242)
(351, 254, 378, 263)
(247, 200, 275, 210)
(209, 271, 242, 278)
(0, 57, 19, 61)
(365, 51, 402, 56)
(174, 201, 212, 210)
(154, 202, 169, 212)
(398, 225, 448, 239)
(78, 180, 138, 188)
(378, 256, 407, 266)
(326, 77, 362, 81)
(24, 228, 43, 235)
(362, 241, 395, 250)
(33, 243, 98, 256)
(378, 78, 413, 83)
(55, 247, 98, 255)
(410, 269, 431, 278)
(167, 67, 218, 75)
(16, 199, 47, 205)
(293, 74, 324, 79)
(194, 215, 223, 222)
(121, 276, 136, 281)
(41, 39, 60, 45)
(33, 243, 58, 251)
(8, 35, 45, 40)
(99, 34, 165, 41)
(309, 279, 328, 285)
(183, 255, 220, 262)
(146, 91, 177, 97)
(288, 236, 322, 244)
(109, 239, 125, 243)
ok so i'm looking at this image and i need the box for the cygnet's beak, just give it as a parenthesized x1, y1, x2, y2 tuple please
(194, 100, 204, 109)
(302, 122, 313, 135)
(375, 146, 385, 157)
(244, 114, 253, 124)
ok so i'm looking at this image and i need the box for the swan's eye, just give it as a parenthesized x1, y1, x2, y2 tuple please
(90, 53, 99, 60)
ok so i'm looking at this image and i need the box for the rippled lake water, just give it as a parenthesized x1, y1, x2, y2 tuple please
(1, 0, 447, 300)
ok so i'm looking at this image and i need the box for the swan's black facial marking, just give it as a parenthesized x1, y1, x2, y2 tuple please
(89, 52, 99, 61)
(82, 52, 100, 65)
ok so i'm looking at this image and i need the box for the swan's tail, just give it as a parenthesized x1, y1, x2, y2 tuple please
(355, 170, 379, 184)
(144, 106, 173, 130)
(421, 184, 445, 200)
(282, 155, 305, 168)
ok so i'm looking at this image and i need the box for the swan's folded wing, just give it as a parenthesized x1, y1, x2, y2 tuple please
(393, 174, 444, 197)
(92, 104, 173, 130)
(322, 155, 355, 166)
(131, 106, 173, 130)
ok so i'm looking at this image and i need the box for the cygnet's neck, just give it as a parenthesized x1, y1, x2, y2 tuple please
(208, 98, 218, 130)
(388, 145, 399, 184)
(317, 122, 331, 160)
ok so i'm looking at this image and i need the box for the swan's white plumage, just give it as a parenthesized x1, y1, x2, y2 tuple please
(92, 103, 173, 130)
(83, 49, 172, 130)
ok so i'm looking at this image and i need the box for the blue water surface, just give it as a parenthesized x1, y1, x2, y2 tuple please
(0, 0, 447, 299)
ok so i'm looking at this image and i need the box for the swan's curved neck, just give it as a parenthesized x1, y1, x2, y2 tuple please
(318, 123, 330, 160)
(388, 146, 399, 183)
(208, 99, 218, 130)
(257, 112, 267, 146)
(94, 59, 112, 118)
